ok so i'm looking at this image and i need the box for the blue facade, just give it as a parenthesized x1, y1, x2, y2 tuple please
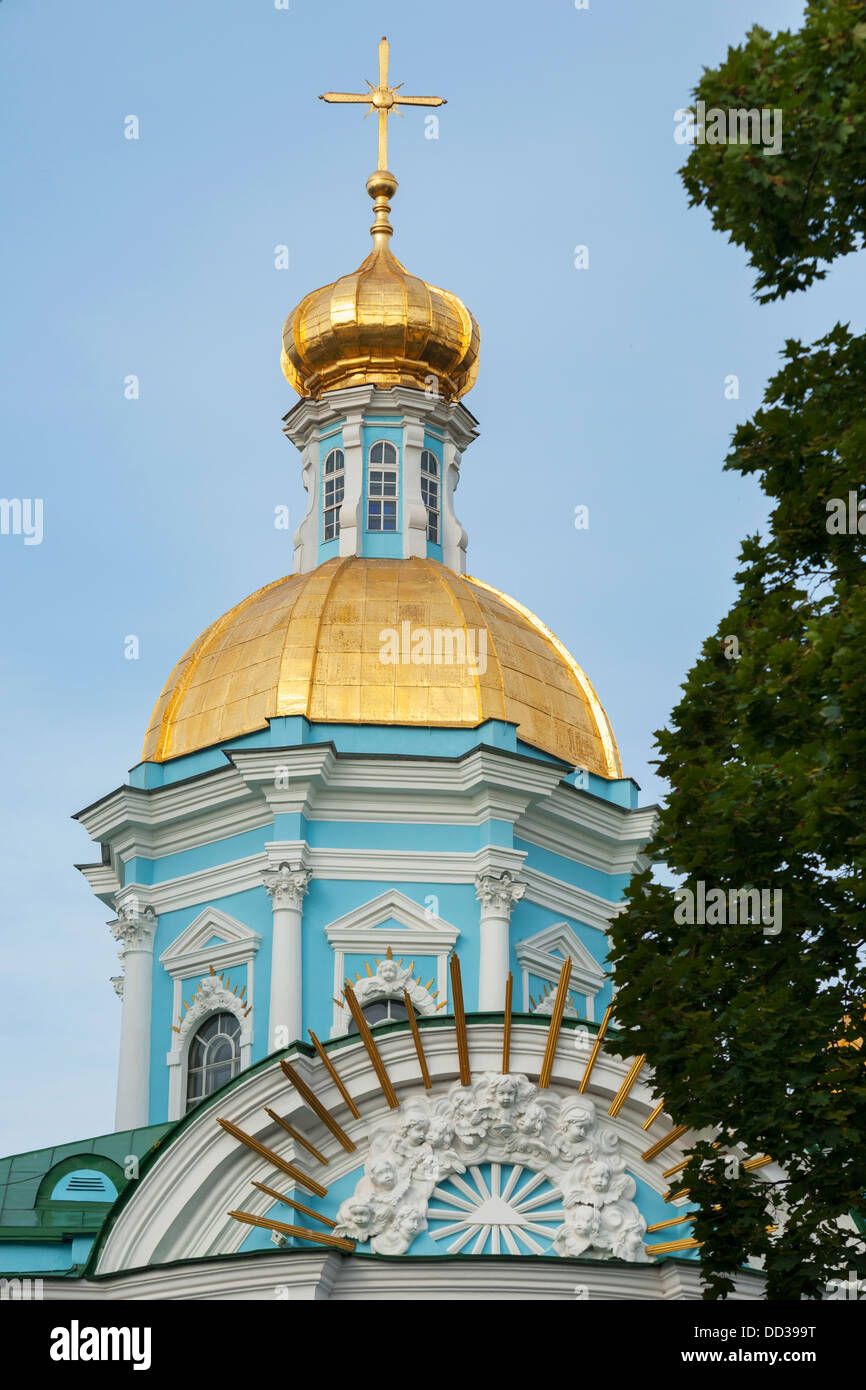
(112, 717, 642, 1126)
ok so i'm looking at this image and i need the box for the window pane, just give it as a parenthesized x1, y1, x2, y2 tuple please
(363, 1000, 389, 1024)
(186, 1013, 241, 1109)
(206, 1061, 234, 1090)
(208, 1038, 234, 1065)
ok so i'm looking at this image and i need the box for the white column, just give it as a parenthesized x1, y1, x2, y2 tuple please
(338, 410, 365, 558)
(263, 863, 312, 1050)
(401, 417, 428, 558)
(475, 872, 526, 1012)
(292, 437, 319, 574)
(111, 904, 157, 1130)
(441, 439, 469, 574)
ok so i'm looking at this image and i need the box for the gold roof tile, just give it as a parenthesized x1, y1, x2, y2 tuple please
(141, 557, 622, 777)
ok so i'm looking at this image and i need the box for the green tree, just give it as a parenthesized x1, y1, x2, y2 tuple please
(608, 0, 866, 1301)
(682, 0, 866, 301)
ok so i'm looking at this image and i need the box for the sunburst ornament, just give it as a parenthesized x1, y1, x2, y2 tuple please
(171, 963, 250, 1034)
(332, 945, 446, 1020)
(220, 956, 776, 1266)
(427, 1164, 564, 1256)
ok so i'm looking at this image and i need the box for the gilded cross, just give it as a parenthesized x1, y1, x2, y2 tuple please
(319, 36, 446, 173)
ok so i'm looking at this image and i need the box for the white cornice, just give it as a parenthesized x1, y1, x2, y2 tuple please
(516, 796, 658, 876)
(520, 867, 622, 932)
(104, 846, 625, 924)
(34, 1251, 767, 1302)
(282, 385, 479, 452)
(76, 745, 651, 915)
(122, 846, 531, 916)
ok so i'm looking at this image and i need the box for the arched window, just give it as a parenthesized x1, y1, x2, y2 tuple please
(420, 449, 440, 543)
(323, 447, 345, 541)
(347, 996, 408, 1033)
(367, 440, 398, 531)
(186, 1012, 241, 1111)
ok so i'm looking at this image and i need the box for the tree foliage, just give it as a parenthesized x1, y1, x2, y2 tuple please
(681, 0, 866, 301)
(608, 0, 866, 1300)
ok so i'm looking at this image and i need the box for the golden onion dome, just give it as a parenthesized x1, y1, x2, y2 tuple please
(281, 172, 480, 402)
(142, 557, 622, 777)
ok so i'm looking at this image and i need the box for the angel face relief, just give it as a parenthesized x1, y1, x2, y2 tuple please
(332, 1071, 650, 1260)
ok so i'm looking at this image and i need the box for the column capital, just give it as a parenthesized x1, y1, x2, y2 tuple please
(110, 903, 157, 954)
(475, 870, 526, 916)
(264, 862, 312, 911)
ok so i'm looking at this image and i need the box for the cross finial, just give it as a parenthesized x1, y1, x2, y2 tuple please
(319, 36, 446, 177)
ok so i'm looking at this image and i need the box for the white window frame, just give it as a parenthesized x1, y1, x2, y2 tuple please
(514, 922, 606, 1022)
(367, 439, 399, 532)
(322, 446, 345, 541)
(324, 888, 459, 1037)
(420, 448, 440, 543)
(160, 907, 260, 1120)
(185, 1009, 243, 1112)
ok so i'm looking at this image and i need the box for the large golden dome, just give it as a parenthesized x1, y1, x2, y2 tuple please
(281, 173, 480, 402)
(142, 557, 621, 776)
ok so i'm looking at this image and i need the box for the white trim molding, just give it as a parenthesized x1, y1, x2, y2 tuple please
(159, 907, 261, 1121)
(166, 973, 253, 1121)
(324, 889, 460, 1037)
(159, 906, 262, 980)
(515, 922, 607, 1021)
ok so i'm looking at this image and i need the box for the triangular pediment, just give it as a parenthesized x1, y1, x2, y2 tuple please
(324, 889, 460, 950)
(515, 921, 605, 989)
(160, 907, 261, 978)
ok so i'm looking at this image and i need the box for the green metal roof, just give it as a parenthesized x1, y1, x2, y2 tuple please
(0, 1122, 172, 1241)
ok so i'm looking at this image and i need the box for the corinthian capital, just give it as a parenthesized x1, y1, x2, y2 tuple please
(475, 871, 526, 915)
(263, 862, 312, 911)
(110, 903, 157, 953)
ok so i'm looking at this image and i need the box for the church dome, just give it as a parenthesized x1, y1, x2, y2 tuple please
(281, 173, 480, 402)
(142, 556, 622, 776)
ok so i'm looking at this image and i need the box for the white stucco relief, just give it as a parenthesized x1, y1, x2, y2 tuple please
(349, 957, 439, 1016)
(333, 1071, 649, 1261)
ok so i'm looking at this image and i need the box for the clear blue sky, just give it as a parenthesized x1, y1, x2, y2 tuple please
(2, 0, 861, 1153)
